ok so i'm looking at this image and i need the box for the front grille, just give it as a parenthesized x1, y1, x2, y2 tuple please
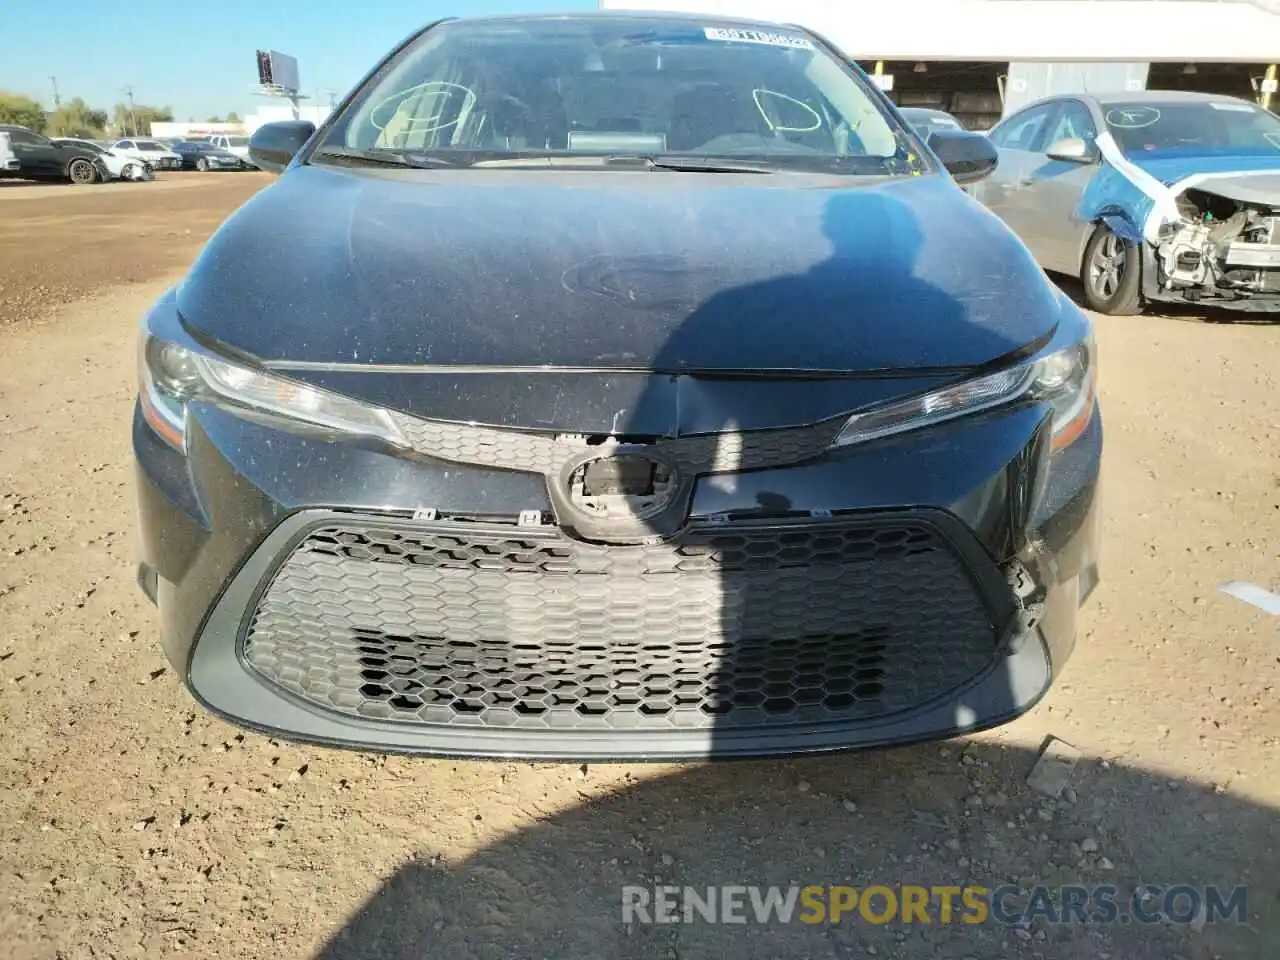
(388, 413, 847, 476)
(242, 518, 1001, 732)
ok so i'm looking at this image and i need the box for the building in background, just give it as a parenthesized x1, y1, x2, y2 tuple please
(597, 0, 1280, 127)
(150, 121, 246, 141)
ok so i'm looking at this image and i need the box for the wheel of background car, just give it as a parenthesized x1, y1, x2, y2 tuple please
(1081, 224, 1142, 315)
(122, 163, 137, 179)
(196, 157, 208, 172)
(67, 158, 98, 185)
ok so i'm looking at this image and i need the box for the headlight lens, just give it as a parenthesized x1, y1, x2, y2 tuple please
(138, 333, 405, 452)
(833, 334, 1095, 451)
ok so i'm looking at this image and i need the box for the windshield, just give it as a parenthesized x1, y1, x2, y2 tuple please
(136, 141, 164, 151)
(1103, 100, 1280, 156)
(225, 137, 248, 147)
(320, 17, 921, 175)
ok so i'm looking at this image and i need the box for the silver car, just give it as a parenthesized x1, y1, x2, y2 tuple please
(972, 91, 1280, 315)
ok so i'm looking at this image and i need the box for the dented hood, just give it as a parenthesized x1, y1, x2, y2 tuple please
(177, 165, 1058, 374)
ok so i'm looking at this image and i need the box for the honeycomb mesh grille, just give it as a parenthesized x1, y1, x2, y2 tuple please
(388, 414, 846, 476)
(242, 519, 1000, 731)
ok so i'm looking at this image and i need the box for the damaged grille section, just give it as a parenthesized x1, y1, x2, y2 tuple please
(388, 412, 846, 476)
(241, 519, 1000, 731)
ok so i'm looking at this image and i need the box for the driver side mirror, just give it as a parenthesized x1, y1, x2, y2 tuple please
(927, 129, 999, 185)
(1045, 136, 1099, 164)
(248, 121, 316, 174)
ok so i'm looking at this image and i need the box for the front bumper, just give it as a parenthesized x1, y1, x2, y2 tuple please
(134, 381, 1102, 760)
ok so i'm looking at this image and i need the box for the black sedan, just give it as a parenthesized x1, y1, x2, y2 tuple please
(133, 13, 1101, 761)
(172, 141, 247, 171)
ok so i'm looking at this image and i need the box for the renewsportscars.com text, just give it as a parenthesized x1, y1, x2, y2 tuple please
(621, 884, 1247, 927)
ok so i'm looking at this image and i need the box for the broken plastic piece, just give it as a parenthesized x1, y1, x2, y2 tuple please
(1218, 581, 1280, 615)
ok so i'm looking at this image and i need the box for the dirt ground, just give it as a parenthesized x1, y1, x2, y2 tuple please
(0, 174, 1276, 960)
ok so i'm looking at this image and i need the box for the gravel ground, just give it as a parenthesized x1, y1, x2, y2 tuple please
(0, 174, 1276, 960)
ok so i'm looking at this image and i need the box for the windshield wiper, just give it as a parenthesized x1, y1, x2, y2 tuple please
(309, 146, 463, 169)
(471, 154, 775, 173)
(640, 155, 776, 174)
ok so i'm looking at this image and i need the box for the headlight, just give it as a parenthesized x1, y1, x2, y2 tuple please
(138, 333, 406, 452)
(833, 334, 1096, 451)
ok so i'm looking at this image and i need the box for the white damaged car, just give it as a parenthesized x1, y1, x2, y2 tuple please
(51, 139, 153, 181)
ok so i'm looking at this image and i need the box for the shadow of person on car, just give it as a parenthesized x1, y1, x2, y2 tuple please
(633, 187, 1050, 766)
(315, 741, 1276, 959)
(311, 187, 1131, 958)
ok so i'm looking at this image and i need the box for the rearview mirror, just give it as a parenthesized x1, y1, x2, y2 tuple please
(248, 121, 317, 174)
(926, 129, 999, 185)
(1046, 137, 1099, 164)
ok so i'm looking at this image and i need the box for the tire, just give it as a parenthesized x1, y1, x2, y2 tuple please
(67, 158, 98, 185)
(1081, 224, 1142, 315)
(196, 158, 208, 172)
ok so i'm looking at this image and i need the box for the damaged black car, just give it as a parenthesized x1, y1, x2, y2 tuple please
(133, 13, 1102, 760)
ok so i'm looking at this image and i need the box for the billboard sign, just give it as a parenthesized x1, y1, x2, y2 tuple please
(255, 49, 300, 93)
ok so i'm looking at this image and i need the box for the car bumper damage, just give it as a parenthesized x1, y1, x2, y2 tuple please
(133, 327, 1102, 760)
(1083, 134, 1280, 311)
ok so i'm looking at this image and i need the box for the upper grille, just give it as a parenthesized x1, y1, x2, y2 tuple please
(242, 518, 1001, 732)
(388, 413, 846, 476)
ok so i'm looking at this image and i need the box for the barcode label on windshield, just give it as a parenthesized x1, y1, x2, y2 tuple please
(704, 27, 814, 49)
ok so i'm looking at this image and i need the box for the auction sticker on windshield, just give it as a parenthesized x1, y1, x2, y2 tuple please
(703, 27, 814, 49)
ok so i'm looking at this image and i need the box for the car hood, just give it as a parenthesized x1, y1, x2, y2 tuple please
(178, 164, 1060, 375)
(1126, 151, 1280, 201)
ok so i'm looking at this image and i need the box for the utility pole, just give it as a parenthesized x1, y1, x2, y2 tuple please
(122, 86, 136, 137)
(49, 76, 61, 108)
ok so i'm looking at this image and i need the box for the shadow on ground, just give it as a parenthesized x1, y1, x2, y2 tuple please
(317, 741, 1276, 960)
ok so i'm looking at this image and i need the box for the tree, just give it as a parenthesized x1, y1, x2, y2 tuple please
(112, 102, 174, 137)
(225, 111, 241, 124)
(206, 115, 222, 123)
(46, 97, 108, 138)
(0, 91, 46, 131)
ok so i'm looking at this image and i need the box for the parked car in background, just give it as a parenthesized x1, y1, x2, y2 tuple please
(173, 140, 249, 171)
(0, 125, 109, 183)
(972, 91, 1280, 314)
(899, 107, 966, 140)
(0, 130, 17, 173)
(51, 138, 153, 181)
(204, 134, 254, 167)
(112, 138, 183, 172)
(135, 13, 1101, 762)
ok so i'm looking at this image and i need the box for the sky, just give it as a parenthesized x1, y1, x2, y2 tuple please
(0, 0, 598, 120)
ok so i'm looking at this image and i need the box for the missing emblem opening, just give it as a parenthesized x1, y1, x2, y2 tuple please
(568, 455, 675, 520)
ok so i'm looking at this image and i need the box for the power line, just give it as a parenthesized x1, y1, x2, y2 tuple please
(122, 86, 136, 137)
